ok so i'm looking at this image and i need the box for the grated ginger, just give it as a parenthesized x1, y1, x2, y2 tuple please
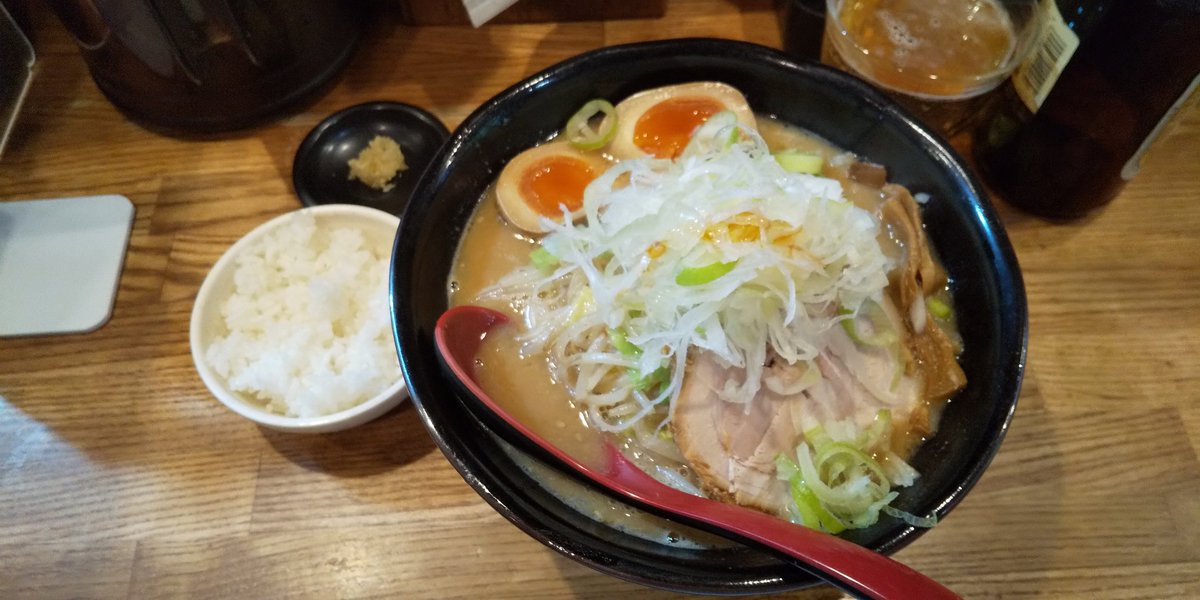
(348, 135, 407, 192)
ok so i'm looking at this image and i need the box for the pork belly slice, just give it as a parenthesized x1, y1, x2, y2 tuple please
(671, 352, 799, 516)
(671, 346, 915, 518)
(823, 296, 921, 414)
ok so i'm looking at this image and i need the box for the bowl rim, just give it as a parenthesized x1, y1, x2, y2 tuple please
(392, 37, 1028, 592)
(190, 203, 407, 432)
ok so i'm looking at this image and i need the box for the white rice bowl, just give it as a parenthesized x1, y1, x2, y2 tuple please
(190, 205, 407, 432)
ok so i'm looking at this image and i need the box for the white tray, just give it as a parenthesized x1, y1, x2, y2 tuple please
(0, 195, 134, 336)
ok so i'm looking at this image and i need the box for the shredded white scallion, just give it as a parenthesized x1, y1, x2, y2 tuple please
(479, 119, 891, 433)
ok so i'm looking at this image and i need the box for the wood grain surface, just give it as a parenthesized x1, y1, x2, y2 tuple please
(2, 1, 1198, 598)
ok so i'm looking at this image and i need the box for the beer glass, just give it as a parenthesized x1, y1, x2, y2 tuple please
(821, 0, 1042, 136)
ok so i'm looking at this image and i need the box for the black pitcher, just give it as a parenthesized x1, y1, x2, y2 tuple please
(46, 0, 365, 133)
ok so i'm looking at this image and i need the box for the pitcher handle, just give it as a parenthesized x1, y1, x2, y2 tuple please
(44, 0, 110, 49)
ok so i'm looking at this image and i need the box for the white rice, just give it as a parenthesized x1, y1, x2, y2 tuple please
(204, 212, 401, 418)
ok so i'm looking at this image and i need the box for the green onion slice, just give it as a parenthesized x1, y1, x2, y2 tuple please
(632, 366, 670, 393)
(838, 299, 897, 348)
(608, 327, 641, 357)
(882, 505, 938, 528)
(564, 99, 617, 151)
(568, 288, 593, 323)
(792, 480, 848, 534)
(927, 296, 952, 320)
(774, 149, 824, 174)
(675, 260, 737, 286)
(530, 246, 558, 272)
(681, 111, 740, 157)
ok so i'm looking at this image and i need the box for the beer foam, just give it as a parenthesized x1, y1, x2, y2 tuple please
(877, 11, 918, 61)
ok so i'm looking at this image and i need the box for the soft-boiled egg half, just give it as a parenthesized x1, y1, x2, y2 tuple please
(609, 82, 757, 160)
(496, 140, 609, 233)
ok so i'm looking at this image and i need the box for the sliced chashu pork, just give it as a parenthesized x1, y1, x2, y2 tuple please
(672, 312, 922, 517)
(671, 351, 808, 516)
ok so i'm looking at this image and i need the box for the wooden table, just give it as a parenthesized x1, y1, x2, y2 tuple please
(2, 2, 1197, 598)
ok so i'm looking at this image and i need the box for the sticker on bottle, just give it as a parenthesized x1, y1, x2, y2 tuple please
(1013, 1, 1080, 113)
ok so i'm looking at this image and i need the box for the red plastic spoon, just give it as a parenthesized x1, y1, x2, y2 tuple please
(435, 305, 961, 600)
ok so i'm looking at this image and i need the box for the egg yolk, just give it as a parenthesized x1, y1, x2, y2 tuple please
(519, 156, 597, 217)
(633, 96, 725, 158)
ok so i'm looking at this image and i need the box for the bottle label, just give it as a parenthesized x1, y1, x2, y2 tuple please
(1013, 1, 1081, 113)
(1121, 74, 1200, 181)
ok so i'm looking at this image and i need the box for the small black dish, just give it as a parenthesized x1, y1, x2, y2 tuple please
(293, 101, 450, 216)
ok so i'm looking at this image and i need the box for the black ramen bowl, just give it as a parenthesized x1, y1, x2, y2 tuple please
(391, 38, 1026, 594)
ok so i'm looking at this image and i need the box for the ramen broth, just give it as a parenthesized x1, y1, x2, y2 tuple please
(448, 117, 956, 541)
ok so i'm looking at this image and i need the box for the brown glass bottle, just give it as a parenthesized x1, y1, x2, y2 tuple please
(975, 0, 1200, 219)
